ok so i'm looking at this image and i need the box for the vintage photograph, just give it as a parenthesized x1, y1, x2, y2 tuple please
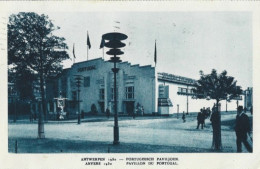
(7, 11, 253, 154)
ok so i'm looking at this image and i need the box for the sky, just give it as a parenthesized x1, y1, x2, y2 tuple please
(45, 11, 252, 89)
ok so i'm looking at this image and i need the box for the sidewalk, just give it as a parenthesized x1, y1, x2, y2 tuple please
(8, 111, 239, 124)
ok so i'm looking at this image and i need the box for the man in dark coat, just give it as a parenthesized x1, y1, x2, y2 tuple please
(235, 106, 252, 152)
(106, 107, 110, 119)
(182, 111, 186, 123)
(197, 111, 203, 129)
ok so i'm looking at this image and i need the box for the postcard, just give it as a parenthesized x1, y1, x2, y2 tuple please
(0, 1, 260, 169)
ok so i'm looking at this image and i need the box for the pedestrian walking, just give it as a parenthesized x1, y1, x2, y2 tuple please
(202, 108, 206, 127)
(182, 111, 186, 123)
(207, 107, 211, 118)
(106, 107, 110, 119)
(196, 111, 203, 129)
(141, 106, 144, 116)
(132, 108, 138, 119)
(81, 110, 84, 119)
(133, 111, 136, 119)
(235, 106, 252, 152)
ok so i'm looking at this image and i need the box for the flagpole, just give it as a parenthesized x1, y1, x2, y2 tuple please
(73, 43, 76, 64)
(103, 47, 104, 59)
(154, 40, 157, 67)
(87, 46, 89, 61)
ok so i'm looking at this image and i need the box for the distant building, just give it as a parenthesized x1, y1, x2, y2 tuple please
(47, 58, 243, 116)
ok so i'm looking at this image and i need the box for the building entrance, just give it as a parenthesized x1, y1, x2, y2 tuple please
(125, 101, 135, 115)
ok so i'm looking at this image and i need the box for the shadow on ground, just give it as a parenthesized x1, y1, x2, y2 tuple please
(9, 137, 224, 153)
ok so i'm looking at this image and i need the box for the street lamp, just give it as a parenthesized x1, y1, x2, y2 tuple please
(74, 75, 83, 124)
(177, 104, 179, 119)
(102, 32, 127, 145)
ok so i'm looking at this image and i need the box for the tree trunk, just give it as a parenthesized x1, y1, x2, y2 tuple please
(212, 100, 222, 150)
(38, 72, 45, 139)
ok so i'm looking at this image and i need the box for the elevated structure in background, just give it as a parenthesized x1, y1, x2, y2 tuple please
(158, 72, 196, 86)
(158, 72, 197, 114)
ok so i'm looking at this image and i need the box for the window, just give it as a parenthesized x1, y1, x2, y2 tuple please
(178, 87, 182, 92)
(159, 85, 165, 98)
(84, 76, 90, 87)
(99, 89, 104, 100)
(125, 86, 134, 99)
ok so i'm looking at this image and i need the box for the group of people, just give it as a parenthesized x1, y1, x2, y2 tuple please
(196, 107, 211, 129)
(196, 104, 252, 152)
(105, 103, 144, 119)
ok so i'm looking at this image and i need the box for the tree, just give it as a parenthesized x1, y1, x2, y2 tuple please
(8, 66, 36, 102)
(8, 12, 69, 138)
(194, 69, 242, 150)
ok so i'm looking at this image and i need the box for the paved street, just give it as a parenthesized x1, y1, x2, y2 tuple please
(8, 112, 252, 153)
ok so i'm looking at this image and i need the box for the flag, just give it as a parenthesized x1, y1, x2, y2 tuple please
(154, 40, 157, 65)
(73, 43, 76, 58)
(100, 38, 105, 49)
(87, 31, 91, 49)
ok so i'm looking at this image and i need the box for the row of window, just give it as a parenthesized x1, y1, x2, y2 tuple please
(71, 86, 135, 101)
(178, 87, 194, 94)
(99, 86, 135, 100)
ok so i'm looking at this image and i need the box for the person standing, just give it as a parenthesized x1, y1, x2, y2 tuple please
(202, 108, 206, 127)
(197, 111, 203, 129)
(106, 107, 110, 119)
(182, 111, 186, 123)
(235, 106, 252, 152)
(133, 111, 136, 119)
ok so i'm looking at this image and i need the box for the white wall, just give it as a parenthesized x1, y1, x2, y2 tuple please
(159, 82, 242, 114)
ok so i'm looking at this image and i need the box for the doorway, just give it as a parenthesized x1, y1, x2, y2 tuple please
(125, 101, 135, 115)
(98, 102, 105, 113)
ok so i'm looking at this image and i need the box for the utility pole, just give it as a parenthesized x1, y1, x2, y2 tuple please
(226, 99, 227, 112)
(177, 104, 179, 119)
(186, 86, 189, 115)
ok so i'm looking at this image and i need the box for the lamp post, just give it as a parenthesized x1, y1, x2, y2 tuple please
(74, 75, 83, 124)
(102, 32, 127, 145)
(177, 104, 179, 119)
(226, 99, 227, 112)
(186, 86, 189, 115)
